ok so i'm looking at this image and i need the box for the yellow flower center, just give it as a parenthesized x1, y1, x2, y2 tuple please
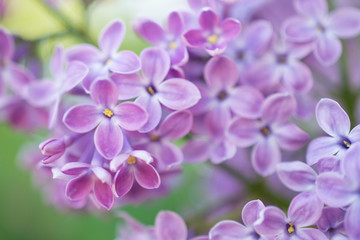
(169, 42, 177, 49)
(150, 135, 160, 141)
(343, 140, 351, 148)
(126, 155, 137, 165)
(105, 58, 112, 65)
(287, 223, 295, 234)
(261, 127, 270, 136)
(103, 108, 114, 118)
(207, 34, 218, 44)
(147, 86, 156, 95)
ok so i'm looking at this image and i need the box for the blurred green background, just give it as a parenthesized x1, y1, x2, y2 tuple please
(0, 0, 200, 239)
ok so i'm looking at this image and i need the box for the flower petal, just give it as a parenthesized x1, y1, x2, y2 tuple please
(61, 162, 91, 175)
(343, 144, 360, 184)
(113, 165, 134, 198)
(99, 20, 125, 56)
(155, 211, 187, 240)
(204, 56, 239, 90)
(111, 73, 144, 100)
(306, 136, 338, 165)
(62, 61, 88, 92)
(157, 78, 201, 110)
(136, 94, 162, 132)
(184, 29, 206, 48)
(276, 161, 317, 192)
(329, 8, 360, 39)
(109, 50, 141, 74)
(229, 86, 264, 119)
(168, 11, 183, 37)
(297, 228, 328, 240)
(182, 139, 210, 164)
(344, 200, 360, 240)
(154, 142, 183, 169)
(254, 206, 286, 236)
(314, 35, 342, 66)
(220, 18, 241, 41)
(0, 28, 14, 61)
(209, 220, 248, 239)
(113, 102, 148, 131)
(227, 117, 260, 147)
(199, 8, 219, 31)
(244, 20, 273, 55)
(26, 80, 58, 107)
(294, 0, 328, 18)
(252, 139, 281, 177)
(140, 47, 170, 86)
(274, 123, 310, 151)
(288, 192, 323, 227)
(134, 160, 160, 189)
(93, 179, 114, 210)
(261, 93, 296, 125)
(206, 105, 231, 139)
(282, 17, 317, 42)
(282, 61, 313, 93)
(66, 44, 101, 65)
(242, 200, 265, 227)
(158, 110, 193, 140)
(134, 19, 165, 44)
(63, 104, 101, 133)
(50, 45, 65, 78)
(94, 120, 123, 159)
(65, 173, 93, 201)
(210, 140, 237, 164)
(90, 79, 119, 107)
(315, 98, 350, 137)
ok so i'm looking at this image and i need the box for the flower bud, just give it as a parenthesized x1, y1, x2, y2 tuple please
(39, 138, 66, 164)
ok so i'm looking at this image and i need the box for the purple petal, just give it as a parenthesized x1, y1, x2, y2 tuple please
(252, 139, 281, 177)
(157, 78, 201, 110)
(26, 80, 58, 107)
(134, 19, 165, 44)
(169, 42, 188, 66)
(316, 98, 350, 137)
(316, 172, 357, 207)
(242, 200, 265, 227)
(136, 94, 162, 132)
(229, 86, 264, 119)
(182, 139, 210, 164)
(282, 17, 317, 42)
(297, 228, 328, 240)
(94, 120, 123, 159)
(155, 211, 187, 240)
(0, 28, 14, 61)
(206, 106, 231, 139)
(274, 123, 310, 151)
(184, 29, 206, 48)
(140, 48, 170, 85)
(65, 173, 93, 200)
(254, 206, 286, 236)
(108, 50, 141, 74)
(343, 144, 360, 184)
(113, 102, 148, 131)
(306, 136, 338, 165)
(111, 73, 144, 100)
(314, 35, 342, 66)
(317, 207, 345, 232)
(317, 156, 341, 173)
(90, 79, 119, 107)
(92, 166, 112, 185)
(168, 11, 183, 37)
(221, 18, 241, 41)
(66, 44, 101, 65)
(61, 162, 91, 175)
(288, 192, 323, 227)
(62, 61, 88, 92)
(209, 220, 248, 239)
(93, 179, 114, 210)
(282, 61, 313, 93)
(244, 20, 273, 55)
(158, 110, 192, 140)
(294, 0, 328, 18)
(349, 124, 360, 143)
(99, 20, 125, 56)
(227, 118, 260, 147)
(210, 140, 236, 164)
(329, 7, 360, 38)
(261, 93, 296, 125)
(113, 165, 134, 198)
(63, 104, 101, 133)
(134, 160, 160, 189)
(276, 161, 317, 192)
(155, 142, 183, 169)
(50, 45, 65, 78)
(344, 200, 360, 240)
(204, 56, 239, 90)
(199, 8, 219, 31)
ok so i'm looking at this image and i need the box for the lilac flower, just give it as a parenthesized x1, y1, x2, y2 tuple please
(110, 150, 160, 198)
(306, 98, 360, 165)
(39, 138, 66, 164)
(26, 45, 88, 128)
(63, 79, 148, 159)
(227, 93, 309, 176)
(67, 20, 141, 90)
(316, 143, 360, 240)
(317, 207, 347, 239)
(111, 47, 200, 132)
(209, 200, 265, 240)
(134, 11, 188, 66)
(128, 110, 193, 170)
(254, 192, 326, 239)
(184, 8, 241, 56)
(283, 0, 360, 66)
(61, 162, 114, 210)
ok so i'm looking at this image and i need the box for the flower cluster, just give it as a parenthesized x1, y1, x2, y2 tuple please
(2, 0, 360, 239)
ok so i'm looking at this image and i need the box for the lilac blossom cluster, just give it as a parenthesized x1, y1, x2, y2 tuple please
(2, 0, 360, 239)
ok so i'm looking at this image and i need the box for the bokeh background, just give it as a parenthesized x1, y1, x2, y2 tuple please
(0, 0, 203, 239)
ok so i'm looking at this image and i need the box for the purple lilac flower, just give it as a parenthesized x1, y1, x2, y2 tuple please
(209, 200, 265, 240)
(254, 192, 326, 239)
(63, 79, 148, 159)
(111, 47, 200, 132)
(26, 45, 88, 128)
(306, 98, 360, 165)
(184, 8, 241, 56)
(66, 20, 141, 90)
(283, 0, 360, 66)
(316, 143, 360, 240)
(227, 93, 309, 176)
(134, 11, 188, 66)
(111, 150, 160, 198)
(243, 37, 313, 94)
(61, 161, 114, 210)
(317, 207, 348, 239)
(128, 110, 193, 170)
